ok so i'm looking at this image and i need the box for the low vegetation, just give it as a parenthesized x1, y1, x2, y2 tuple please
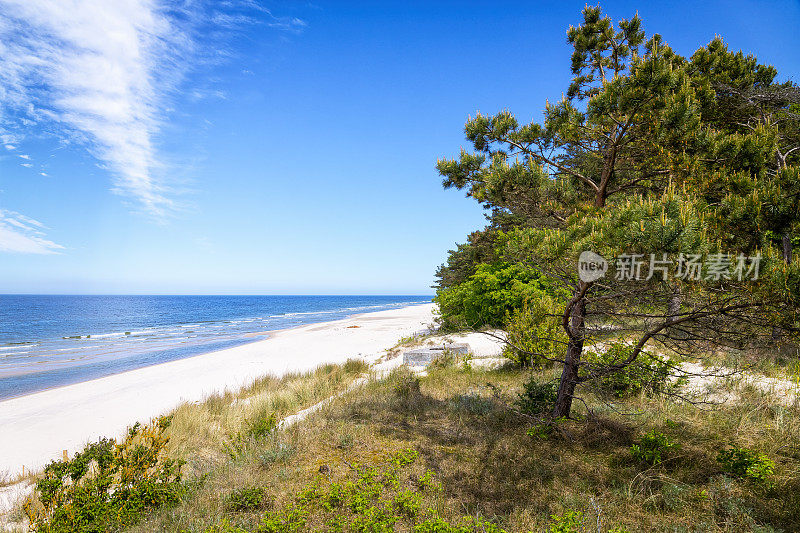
(9, 337, 800, 532)
(146, 353, 798, 532)
(23, 417, 185, 533)
(15, 360, 370, 533)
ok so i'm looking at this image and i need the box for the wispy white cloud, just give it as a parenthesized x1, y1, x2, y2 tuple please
(20, 162, 32, 167)
(17, 154, 29, 159)
(0, 0, 186, 217)
(0, 0, 304, 219)
(0, 209, 63, 254)
(189, 88, 227, 102)
(216, 0, 307, 31)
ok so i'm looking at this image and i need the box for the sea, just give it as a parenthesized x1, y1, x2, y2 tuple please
(0, 295, 431, 401)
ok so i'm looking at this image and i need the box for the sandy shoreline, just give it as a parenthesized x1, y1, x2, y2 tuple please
(0, 303, 436, 476)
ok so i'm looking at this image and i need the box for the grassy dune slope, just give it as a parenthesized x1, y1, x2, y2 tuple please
(134, 354, 799, 532)
(14, 346, 800, 532)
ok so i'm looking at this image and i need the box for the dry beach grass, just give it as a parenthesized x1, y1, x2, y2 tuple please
(6, 329, 800, 531)
(131, 342, 800, 532)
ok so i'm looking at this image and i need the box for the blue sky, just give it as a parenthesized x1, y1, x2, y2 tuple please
(0, 0, 798, 295)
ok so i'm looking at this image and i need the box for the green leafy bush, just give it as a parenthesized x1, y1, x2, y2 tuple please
(548, 510, 584, 533)
(630, 429, 679, 465)
(434, 262, 552, 330)
(414, 516, 508, 532)
(515, 377, 558, 415)
(247, 409, 278, 439)
(24, 416, 185, 532)
(717, 447, 775, 485)
(586, 343, 674, 398)
(226, 487, 271, 512)
(503, 296, 565, 368)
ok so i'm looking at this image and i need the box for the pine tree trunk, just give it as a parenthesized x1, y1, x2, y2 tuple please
(783, 233, 792, 264)
(668, 285, 681, 320)
(553, 291, 586, 419)
(772, 234, 793, 343)
(667, 284, 683, 338)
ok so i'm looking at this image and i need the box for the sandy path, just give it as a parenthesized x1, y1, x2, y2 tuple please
(0, 303, 435, 476)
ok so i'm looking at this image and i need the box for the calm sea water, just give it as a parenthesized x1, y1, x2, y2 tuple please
(0, 295, 431, 400)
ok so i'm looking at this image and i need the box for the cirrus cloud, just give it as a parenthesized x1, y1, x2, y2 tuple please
(0, 0, 187, 217)
(0, 0, 303, 220)
(0, 209, 63, 254)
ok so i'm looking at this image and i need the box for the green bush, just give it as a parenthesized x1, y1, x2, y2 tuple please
(24, 417, 185, 532)
(503, 296, 565, 368)
(515, 377, 558, 415)
(548, 510, 584, 533)
(434, 262, 553, 330)
(247, 410, 278, 439)
(630, 429, 679, 465)
(226, 487, 270, 512)
(586, 343, 674, 398)
(717, 447, 775, 485)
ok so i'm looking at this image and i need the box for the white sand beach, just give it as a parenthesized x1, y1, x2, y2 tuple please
(0, 303, 435, 476)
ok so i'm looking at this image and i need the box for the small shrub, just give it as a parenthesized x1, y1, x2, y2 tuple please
(393, 489, 421, 517)
(226, 486, 270, 512)
(503, 296, 565, 368)
(247, 409, 278, 439)
(415, 515, 507, 532)
(24, 417, 185, 532)
(717, 447, 775, 485)
(417, 469, 441, 493)
(548, 510, 584, 533)
(526, 417, 566, 440)
(630, 429, 679, 465)
(586, 343, 674, 398)
(515, 377, 558, 415)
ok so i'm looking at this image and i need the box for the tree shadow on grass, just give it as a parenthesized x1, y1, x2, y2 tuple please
(334, 375, 800, 530)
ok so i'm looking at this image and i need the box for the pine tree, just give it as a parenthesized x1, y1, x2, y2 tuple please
(437, 6, 799, 418)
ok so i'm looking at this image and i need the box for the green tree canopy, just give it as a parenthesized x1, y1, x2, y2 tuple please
(436, 5, 800, 418)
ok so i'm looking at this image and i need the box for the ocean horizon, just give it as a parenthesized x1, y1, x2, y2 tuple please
(0, 294, 432, 400)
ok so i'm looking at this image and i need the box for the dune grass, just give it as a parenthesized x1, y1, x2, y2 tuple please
(162, 359, 372, 479)
(10, 359, 370, 533)
(122, 351, 800, 532)
(12, 342, 800, 532)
